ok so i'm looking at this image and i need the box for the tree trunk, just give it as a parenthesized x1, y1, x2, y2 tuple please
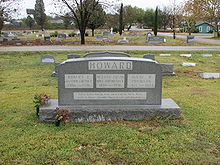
(92, 28, 94, 37)
(216, 24, 220, 38)
(80, 29, 85, 45)
(41, 25, 44, 31)
(127, 25, 132, 31)
(173, 29, 176, 39)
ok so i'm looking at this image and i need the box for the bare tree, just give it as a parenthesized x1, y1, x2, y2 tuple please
(160, 6, 172, 31)
(0, 0, 20, 33)
(54, 0, 119, 44)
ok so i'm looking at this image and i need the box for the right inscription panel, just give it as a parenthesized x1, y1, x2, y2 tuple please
(127, 74, 156, 88)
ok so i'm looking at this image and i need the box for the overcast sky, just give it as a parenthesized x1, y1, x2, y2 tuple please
(19, 0, 185, 18)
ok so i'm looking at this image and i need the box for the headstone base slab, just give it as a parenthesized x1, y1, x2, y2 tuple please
(39, 99, 180, 123)
(162, 72, 176, 76)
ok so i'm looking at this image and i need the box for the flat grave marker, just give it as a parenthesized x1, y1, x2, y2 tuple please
(201, 54, 212, 57)
(182, 63, 196, 67)
(180, 54, 192, 57)
(160, 54, 171, 57)
(199, 73, 220, 79)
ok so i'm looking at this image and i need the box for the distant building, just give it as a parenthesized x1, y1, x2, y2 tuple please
(195, 21, 215, 33)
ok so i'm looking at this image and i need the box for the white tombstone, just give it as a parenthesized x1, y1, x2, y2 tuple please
(201, 54, 212, 57)
(182, 63, 196, 67)
(160, 54, 171, 57)
(180, 54, 192, 57)
(199, 73, 220, 79)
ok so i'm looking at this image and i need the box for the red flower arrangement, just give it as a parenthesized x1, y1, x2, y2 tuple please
(55, 107, 70, 121)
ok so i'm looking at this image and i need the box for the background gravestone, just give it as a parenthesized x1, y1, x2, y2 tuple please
(67, 54, 81, 59)
(201, 54, 212, 57)
(187, 36, 195, 43)
(96, 35, 103, 40)
(41, 55, 55, 64)
(117, 37, 129, 44)
(160, 54, 171, 57)
(84, 52, 130, 58)
(44, 36, 51, 42)
(199, 73, 220, 79)
(58, 34, 67, 39)
(146, 32, 152, 40)
(180, 54, 192, 57)
(143, 54, 155, 60)
(160, 63, 175, 76)
(51, 62, 60, 77)
(148, 36, 165, 43)
(182, 63, 196, 67)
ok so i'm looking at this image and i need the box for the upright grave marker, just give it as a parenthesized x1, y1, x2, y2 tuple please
(41, 55, 55, 64)
(40, 52, 180, 122)
(147, 36, 165, 43)
(187, 36, 195, 43)
(67, 54, 81, 59)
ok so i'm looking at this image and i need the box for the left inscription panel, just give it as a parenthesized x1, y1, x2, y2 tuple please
(65, 74, 93, 88)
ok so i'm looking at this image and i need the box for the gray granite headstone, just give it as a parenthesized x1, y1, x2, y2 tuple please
(103, 31, 110, 38)
(41, 55, 55, 64)
(39, 52, 180, 122)
(143, 54, 155, 60)
(15, 43, 22, 46)
(35, 39, 41, 42)
(84, 52, 130, 58)
(117, 40, 129, 44)
(44, 36, 51, 42)
(51, 62, 60, 77)
(187, 36, 195, 43)
(58, 57, 162, 106)
(67, 54, 81, 59)
(160, 63, 175, 76)
(148, 36, 165, 43)
(58, 33, 67, 39)
(96, 35, 103, 40)
(26, 43, 33, 46)
(146, 32, 152, 40)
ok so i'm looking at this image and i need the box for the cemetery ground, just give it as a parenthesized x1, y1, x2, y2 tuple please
(1, 30, 220, 46)
(0, 50, 220, 164)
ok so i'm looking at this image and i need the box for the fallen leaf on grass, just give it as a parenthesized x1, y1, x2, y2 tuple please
(70, 155, 79, 160)
(75, 146, 84, 151)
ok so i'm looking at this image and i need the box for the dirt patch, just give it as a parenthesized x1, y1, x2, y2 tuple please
(189, 87, 206, 95)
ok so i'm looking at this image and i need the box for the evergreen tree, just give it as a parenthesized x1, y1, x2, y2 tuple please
(119, 3, 123, 36)
(25, 16, 35, 29)
(154, 7, 158, 36)
(34, 0, 47, 31)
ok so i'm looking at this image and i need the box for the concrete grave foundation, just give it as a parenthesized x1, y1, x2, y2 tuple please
(40, 99, 180, 123)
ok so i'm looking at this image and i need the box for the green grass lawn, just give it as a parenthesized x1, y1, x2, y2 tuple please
(0, 51, 220, 164)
